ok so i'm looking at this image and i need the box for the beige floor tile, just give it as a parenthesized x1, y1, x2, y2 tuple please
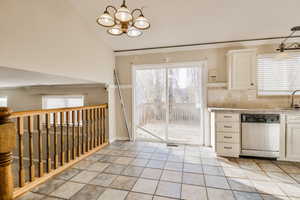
(73, 160, 95, 170)
(155, 181, 181, 199)
(261, 194, 290, 200)
(259, 163, 284, 172)
(141, 168, 162, 180)
(207, 188, 235, 200)
(31, 179, 65, 195)
(132, 178, 158, 194)
(228, 178, 257, 192)
(50, 182, 85, 199)
(125, 192, 153, 200)
(205, 175, 230, 189)
(233, 191, 262, 200)
(164, 162, 183, 171)
(267, 172, 297, 183)
(181, 184, 207, 200)
(97, 188, 128, 200)
(245, 170, 271, 181)
(279, 165, 300, 174)
(71, 171, 99, 183)
(223, 167, 247, 179)
(87, 162, 110, 172)
(121, 166, 144, 177)
(203, 165, 225, 176)
(89, 173, 118, 186)
(153, 196, 175, 200)
(114, 157, 134, 165)
(183, 163, 202, 174)
(183, 172, 205, 186)
(130, 158, 149, 167)
(277, 183, 300, 198)
(252, 180, 285, 196)
(147, 160, 166, 169)
(161, 170, 182, 183)
(16, 192, 45, 200)
(110, 175, 137, 190)
(70, 185, 105, 200)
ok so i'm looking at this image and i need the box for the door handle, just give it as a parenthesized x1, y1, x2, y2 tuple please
(224, 146, 232, 150)
(224, 126, 232, 128)
(224, 136, 232, 139)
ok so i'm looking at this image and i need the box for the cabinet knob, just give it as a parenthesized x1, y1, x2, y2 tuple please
(250, 83, 254, 86)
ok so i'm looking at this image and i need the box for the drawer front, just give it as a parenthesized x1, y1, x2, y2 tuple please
(216, 143, 240, 157)
(216, 113, 239, 122)
(287, 115, 300, 124)
(217, 133, 239, 143)
(216, 122, 240, 132)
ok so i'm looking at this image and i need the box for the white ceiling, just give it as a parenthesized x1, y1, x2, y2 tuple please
(70, 0, 300, 51)
(0, 66, 95, 88)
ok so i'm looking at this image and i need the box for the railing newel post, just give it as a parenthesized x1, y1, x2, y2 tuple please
(0, 107, 16, 200)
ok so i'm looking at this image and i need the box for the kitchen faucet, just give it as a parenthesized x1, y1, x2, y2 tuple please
(291, 90, 300, 109)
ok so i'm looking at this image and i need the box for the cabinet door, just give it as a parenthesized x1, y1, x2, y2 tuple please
(286, 124, 300, 161)
(228, 50, 256, 90)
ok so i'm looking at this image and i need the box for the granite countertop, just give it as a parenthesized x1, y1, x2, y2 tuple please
(208, 107, 300, 113)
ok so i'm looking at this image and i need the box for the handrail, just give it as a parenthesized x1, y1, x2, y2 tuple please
(10, 104, 108, 118)
(0, 104, 109, 199)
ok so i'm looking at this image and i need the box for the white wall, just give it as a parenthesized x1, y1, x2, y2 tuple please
(0, 0, 115, 84)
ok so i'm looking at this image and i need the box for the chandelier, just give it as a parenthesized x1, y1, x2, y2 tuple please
(277, 26, 300, 52)
(96, 0, 150, 37)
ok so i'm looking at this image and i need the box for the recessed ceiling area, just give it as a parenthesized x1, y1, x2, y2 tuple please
(70, 0, 300, 51)
(0, 66, 96, 88)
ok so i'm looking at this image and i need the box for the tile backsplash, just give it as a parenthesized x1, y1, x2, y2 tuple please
(208, 88, 297, 108)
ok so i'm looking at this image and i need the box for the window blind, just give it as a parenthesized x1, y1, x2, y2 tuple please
(0, 96, 7, 107)
(257, 53, 300, 95)
(42, 95, 84, 124)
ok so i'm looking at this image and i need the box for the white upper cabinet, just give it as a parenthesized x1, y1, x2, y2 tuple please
(227, 49, 257, 90)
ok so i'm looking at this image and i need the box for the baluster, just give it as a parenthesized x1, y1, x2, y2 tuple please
(17, 117, 25, 187)
(45, 113, 51, 173)
(28, 115, 35, 181)
(99, 108, 103, 144)
(94, 109, 97, 147)
(86, 109, 90, 152)
(96, 108, 100, 146)
(81, 110, 85, 154)
(53, 112, 58, 169)
(98, 108, 102, 145)
(37, 115, 44, 177)
(77, 110, 81, 157)
(72, 110, 76, 159)
(102, 108, 106, 143)
(66, 111, 70, 162)
(90, 109, 95, 149)
(60, 112, 65, 166)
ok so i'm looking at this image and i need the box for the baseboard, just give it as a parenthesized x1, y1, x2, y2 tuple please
(116, 137, 130, 141)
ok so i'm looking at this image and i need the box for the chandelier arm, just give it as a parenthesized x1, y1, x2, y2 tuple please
(131, 8, 143, 17)
(282, 31, 296, 44)
(105, 5, 117, 14)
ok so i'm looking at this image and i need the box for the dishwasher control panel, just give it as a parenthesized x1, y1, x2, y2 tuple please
(241, 114, 280, 124)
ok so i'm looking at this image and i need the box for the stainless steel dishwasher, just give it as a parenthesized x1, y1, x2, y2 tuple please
(241, 114, 280, 158)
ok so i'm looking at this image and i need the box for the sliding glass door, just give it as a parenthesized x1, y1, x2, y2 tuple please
(133, 62, 205, 145)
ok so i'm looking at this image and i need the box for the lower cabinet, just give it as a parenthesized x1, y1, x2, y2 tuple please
(286, 124, 300, 161)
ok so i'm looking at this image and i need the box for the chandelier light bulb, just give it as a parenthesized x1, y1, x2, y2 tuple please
(107, 24, 123, 36)
(127, 27, 142, 37)
(115, 6, 132, 22)
(97, 12, 115, 27)
(134, 15, 150, 30)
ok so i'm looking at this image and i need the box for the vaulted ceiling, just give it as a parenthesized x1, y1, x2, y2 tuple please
(70, 0, 300, 51)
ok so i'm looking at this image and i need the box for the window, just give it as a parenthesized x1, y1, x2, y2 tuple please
(257, 53, 300, 95)
(0, 96, 7, 107)
(42, 95, 84, 124)
(42, 95, 84, 109)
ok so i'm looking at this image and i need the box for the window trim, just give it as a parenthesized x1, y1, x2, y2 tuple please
(42, 95, 85, 109)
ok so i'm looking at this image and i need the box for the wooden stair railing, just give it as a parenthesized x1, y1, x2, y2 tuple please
(0, 104, 108, 200)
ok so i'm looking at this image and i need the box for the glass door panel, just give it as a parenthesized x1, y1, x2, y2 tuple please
(135, 68, 167, 141)
(167, 67, 202, 144)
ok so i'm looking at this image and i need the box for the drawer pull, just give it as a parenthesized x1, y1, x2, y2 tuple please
(224, 116, 232, 118)
(224, 136, 232, 139)
(224, 146, 232, 150)
(224, 126, 232, 128)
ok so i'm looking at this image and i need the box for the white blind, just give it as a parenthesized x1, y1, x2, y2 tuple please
(42, 95, 84, 109)
(42, 95, 84, 124)
(0, 96, 7, 107)
(257, 53, 300, 95)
